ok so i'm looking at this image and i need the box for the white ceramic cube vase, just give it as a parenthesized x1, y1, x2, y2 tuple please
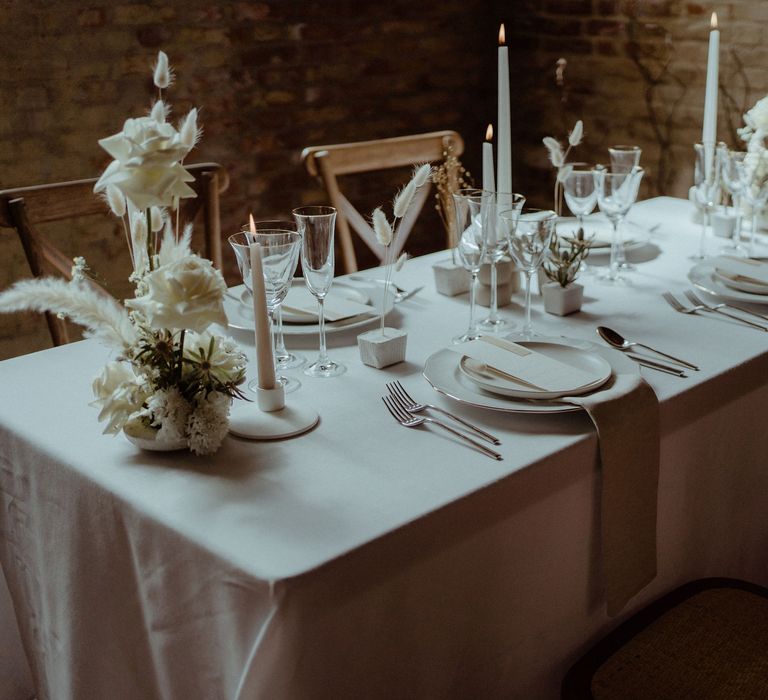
(542, 282, 583, 316)
(358, 328, 407, 369)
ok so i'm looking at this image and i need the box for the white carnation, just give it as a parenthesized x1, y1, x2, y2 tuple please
(187, 391, 231, 455)
(146, 387, 192, 442)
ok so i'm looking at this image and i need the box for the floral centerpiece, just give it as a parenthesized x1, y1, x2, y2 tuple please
(0, 51, 246, 455)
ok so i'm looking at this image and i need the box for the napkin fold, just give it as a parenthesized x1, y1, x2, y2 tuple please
(282, 287, 374, 322)
(562, 350, 659, 616)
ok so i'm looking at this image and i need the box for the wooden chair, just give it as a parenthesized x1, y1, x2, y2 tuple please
(301, 131, 464, 273)
(562, 578, 768, 699)
(0, 163, 229, 346)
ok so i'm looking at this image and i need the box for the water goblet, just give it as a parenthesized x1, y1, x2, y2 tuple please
(563, 165, 597, 239)
(228, 229, 302, 393)
(292, 206, 346, 377)
(693, 143, 722, 260)
(500, 208, 557, 339)
(717, 146, 747, 256)
(593, 166, 644, 282)
(249, 219, 306, 370)
(480, 191, 525, 332)
(451, 189, 491, 344)
(609, 146, 642, 270)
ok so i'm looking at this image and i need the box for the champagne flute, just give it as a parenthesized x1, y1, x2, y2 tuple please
(293, 206, 345, 378)
(452, 189, 490, 344)
(500, 208, 557, 339)
(249, 219, 306, 370)
(480, 191, 525, 332)
(608, 145, 642, 270)
(228, 230, 302, 392)
(693, 143, 722, 260)
(593, 167, 644, 282)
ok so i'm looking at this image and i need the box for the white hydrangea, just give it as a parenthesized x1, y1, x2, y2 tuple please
(186, 391, 231, 455)
(146, 387, 192, 443)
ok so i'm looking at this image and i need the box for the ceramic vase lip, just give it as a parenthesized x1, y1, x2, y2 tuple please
(124, 431, 187, 452)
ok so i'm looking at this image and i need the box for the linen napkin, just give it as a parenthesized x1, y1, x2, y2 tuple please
(282, 286, 374, 322)
(562, 349, 659, 616)
(714, 255, 768, 285)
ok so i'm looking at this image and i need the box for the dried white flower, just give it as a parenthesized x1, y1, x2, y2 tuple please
(105, 184, 126, 217)
(372, 207, 392, 246)
(412, 163, 432, 188)
(179, 108, 201, 150)
(394, 252, 408, 271)
(543, 137, 564, 168)
(153, 50, 174, 90)
(568, 120, 583, 147)
(393, 179, 416, 219)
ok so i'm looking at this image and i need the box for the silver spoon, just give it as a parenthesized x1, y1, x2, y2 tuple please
(596, 326, 699, 371)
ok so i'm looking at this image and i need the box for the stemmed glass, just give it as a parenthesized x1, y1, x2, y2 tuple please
(228, 229, 302, 393)
(693, 143, 722, 260)
(563, 165, 597, 238)
(717, 146, 747, 256)
(480, 191, 525, 332)
(500, 208, 557, 340)
(593, 167, 644, 282)
(451, 189, 490, 344)
(738, 151, 768, 257)
(292, 206, 345, 377)
(608, 145, 642, 270)
(249, 219, 306, 370)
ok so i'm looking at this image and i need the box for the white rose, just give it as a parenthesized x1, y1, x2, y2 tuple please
(91, 362, 148, 434)
(744, 96, 768, 135)
(93, 116, 196, 209)
(126, 255, 228, 332)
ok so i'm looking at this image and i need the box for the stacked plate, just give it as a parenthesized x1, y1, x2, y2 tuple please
(689, 260, 768, 305)
(224, 279, 395, 335)
(422, 337, 614, 414)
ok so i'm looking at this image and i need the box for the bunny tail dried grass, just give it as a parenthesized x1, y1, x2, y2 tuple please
(412, 163, 432, 188)
(0, 278, 136, 349)
(153, 50, 174, 90)
(393, 179, 416, 219)
(157, 221, 192, 267)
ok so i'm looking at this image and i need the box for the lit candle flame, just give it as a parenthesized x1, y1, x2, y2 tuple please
(486, 124, 493, 141)
(711, 11, 718, 29)
(249, 213, 256, 234)
(498, 23, 506, 46)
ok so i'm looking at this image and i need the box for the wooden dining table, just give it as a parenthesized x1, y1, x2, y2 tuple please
(2, 196, 768, 700)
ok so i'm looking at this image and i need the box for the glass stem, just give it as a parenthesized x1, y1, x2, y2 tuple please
(609, 218, 620, 279)
(489, 260, 498, 323)
(699, 208, 708, 259)
(317, 297, 329, 366)
(750, 212, 758, 257)
(467, 272, 479, 337)
(615, 217, 626, 267)
(733, 195, 742, 248)
(523, 271, 533, 338)
(274, 306, 289, 362)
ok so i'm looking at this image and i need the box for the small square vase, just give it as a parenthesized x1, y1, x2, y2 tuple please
(476, 281, 512, 308)
(358, 328, 407, 369)
(432, 259, 470, 296)
(542, 282, 583, 316)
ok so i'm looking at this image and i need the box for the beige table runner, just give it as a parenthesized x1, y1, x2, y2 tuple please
(564, 353, 659, 616)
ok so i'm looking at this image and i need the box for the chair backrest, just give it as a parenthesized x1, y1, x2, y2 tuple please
(0, 162, 229, 346)
(301, 131, 464, 273)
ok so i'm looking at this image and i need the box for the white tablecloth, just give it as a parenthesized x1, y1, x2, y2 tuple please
(2, 197, 768, 699)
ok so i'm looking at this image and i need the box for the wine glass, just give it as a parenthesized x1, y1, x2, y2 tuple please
(693, 143, 722, 260)
(451, 189, 490, 344)
(500, 208, 557, 339)
(249, 219, 306, 370)
(717, 146, 747, 256)
(609, 145, 642, 270)
(292, 206, 345, 378)
(593, 167, 644, 282)
(563, 165, 597, 239)
(480, 191, 525, 332)
(228, 230, 302, 393)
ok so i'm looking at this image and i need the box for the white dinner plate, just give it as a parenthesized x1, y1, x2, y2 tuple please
(712, 268, 768, 295)
(556, 215, 649, 252)
(423, 336, 620, 415)
(457, 340, 612, 400)
(238, 280, 373, 323)
(689, 261, 768, 305)
(225, 280, 395, 335)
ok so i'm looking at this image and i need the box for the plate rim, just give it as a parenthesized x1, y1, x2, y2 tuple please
(689, 261, 768, 305)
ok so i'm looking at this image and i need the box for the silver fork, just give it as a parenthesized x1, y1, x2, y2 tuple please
(386, 380, 501, 445)
(382, 396, 503, 461)
(685, 289, 768, 324)
(669, 290, 768, 331)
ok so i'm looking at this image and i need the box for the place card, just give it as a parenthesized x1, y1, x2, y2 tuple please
(714, 255, 768, 285)
(282, 287, 374, 321)
(447, 336, 594, 391)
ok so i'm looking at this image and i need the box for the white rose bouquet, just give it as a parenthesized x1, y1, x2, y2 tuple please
(0, 51, 246, 455)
